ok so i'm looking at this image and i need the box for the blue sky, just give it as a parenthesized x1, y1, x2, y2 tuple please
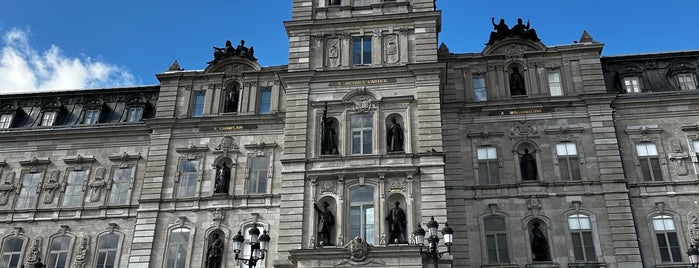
(1, 0, 698, 93)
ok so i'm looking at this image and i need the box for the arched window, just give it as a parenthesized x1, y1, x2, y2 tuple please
(165, 228, 191, 268)
(652, 215, 682, 262)
(47, 235, 72, 268)
(1, 237, 24, 268)
(95, 233, 120, 268)
(483, 215, 509, 264)
(568, 214, 596, 261)
(349, 186, 375, 244)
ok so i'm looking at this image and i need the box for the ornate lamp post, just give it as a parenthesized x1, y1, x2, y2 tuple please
(689, 243, 699, 268)
(413, 216, 454, 268)
(233, 225, 271, 268)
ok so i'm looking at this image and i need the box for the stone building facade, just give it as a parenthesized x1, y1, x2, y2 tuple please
(0, 1, 698, 268)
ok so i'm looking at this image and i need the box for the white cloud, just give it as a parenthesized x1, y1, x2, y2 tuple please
(0, 28, 137, 94)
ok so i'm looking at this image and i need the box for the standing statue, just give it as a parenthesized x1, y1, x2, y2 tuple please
(320, 104, 338, 155)
(531, 222, 551, 261)
(33, 258, 45, 268)
(386, 118, 404, 152)
(214, 162, 231, 194)
(520, 149, 537, 180)
(314, 202, 335, 246)
(224, 88, 239, 113)
(510, 67, 526, 96)
(386, 201, 407, 243)
(205, 233, 224, 268)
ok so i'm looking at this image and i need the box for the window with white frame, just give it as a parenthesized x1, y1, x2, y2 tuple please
(165, 228, 190, 268)
(84, 109, 100, 124)
(108, 167, 131, 205)
(636, 143, 662, 181)
(477, 146, 499, 185)
(557, 143, 581, 180)
(41, 111, 57, 126)
(352, 37, 372, 65)
(473, 76, 487, 102)
(652, 215, 682, 263)
(0, 236, 24, 268)
(62, 170, 86, 207)
(47, 235, 72, 268)
(484, 215, 510, 264)
(248, 156, 269, 194)
(623, 77, 641, 93)
(177, 160, 198, 198)
(126, 107, 143, 123)
(0, 114, 13, 128)
(548, 69, 563, 96)
(677, 73, 697, 90)
(192, 91, 206, 117)
(95, 233, 119, 268)
(15, 172, 42, 209)
(258, 88, 272, 114)
(350, 113, 373, 155)
(349, 186, 375, 245)
(568, 214, 596, 262)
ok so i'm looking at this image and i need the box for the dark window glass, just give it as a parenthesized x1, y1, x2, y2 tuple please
(192, 91, 205, 117)
(258, 88, 272, 114)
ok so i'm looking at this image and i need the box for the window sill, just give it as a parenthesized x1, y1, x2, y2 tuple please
(654, 264, 688, 268)
(568, 262, 607, 268)
(481, 264, 519, 268)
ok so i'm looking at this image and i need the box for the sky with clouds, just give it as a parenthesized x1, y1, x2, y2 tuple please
(1, 0, 698, 93)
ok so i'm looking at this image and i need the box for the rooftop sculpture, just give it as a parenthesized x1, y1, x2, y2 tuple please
(487, 17, 540, 45)
(207, 39, 257, 64)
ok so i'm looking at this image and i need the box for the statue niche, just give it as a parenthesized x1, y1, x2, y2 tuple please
(529, 221, 551, 261)
(213, 159, 233, 194)
(205, 231, 225, 268)
(509, 65, 526, 96)
(520, 148, 538, 181)
(314, 199, 336, 247)
(386, 115, 404, 153)
(320, 104, 338, 155)
(223, 82, 240, 113)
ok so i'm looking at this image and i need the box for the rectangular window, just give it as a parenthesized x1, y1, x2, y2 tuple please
(0, 114, 13, 128)
(248, 156, 270, 194)
(177, 160, 198, 198)
(258, 88, 272, 114)
(350, 186, 375, 245)
(96, 234, 119, 268)
(623, 77, 641, 93)
(352, 37, 372, 65)
(84, 109, 100, 124)
(0, 237, 24, 268)
(548, 69, 563, 96)
(568, 214, 596, 262)
(556, 143, 581, 180)
(351, 113, 373, 155)
(41, 111, 57, 126)
(165, 228, 190, 268)
(477, 147, 499, 184)
(48, 236, 71, 268)
(484, 216, 509, 264)
(636, 143, 662, 181)
(127, 107, 143, 123)
(677, 73, 697, 90)
(192, 91, 206, 117)
(328, 0, 341, 6)
(62, 170, 86, 207)
(353, 0, 371, 7)
(473, 76, 487, 102)
(15, 173, 42, 209)
(653, 215, 682, 262)
(109, 167, 132, 205)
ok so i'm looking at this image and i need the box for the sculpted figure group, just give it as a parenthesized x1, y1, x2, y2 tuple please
(208, 39, 257, 64)
(487, 17, 540, 45)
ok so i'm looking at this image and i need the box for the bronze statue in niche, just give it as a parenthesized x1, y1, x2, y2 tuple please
(320, 105, 338, 155)
(520, 149, 537, 180)
(510, 66, 526, 96)
(386, 118, 404, 152)
(205, 233, 224, 268)
(386, 201, 407, 243)
(314, 202, 334, 246)
(214, 162, 230, 194)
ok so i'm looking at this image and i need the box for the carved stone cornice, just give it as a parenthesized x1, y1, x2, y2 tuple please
(545, 125, 584, 140)
(243, 141, 279, 150)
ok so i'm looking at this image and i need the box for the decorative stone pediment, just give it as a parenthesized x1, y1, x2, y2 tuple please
(545, 125, 584, 141)
(19, 157, 50, 173)
(483, 39, 545, 57)
(108, 152, 141, 168)
(467, 129, 505, 143)
(63, 154, 96, 171)
(341, 88, 378, 113)
(175, 144, 209, 160)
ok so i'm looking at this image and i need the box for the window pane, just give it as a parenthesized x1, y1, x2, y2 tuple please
(352, 38, 362, 64)
(364, 206, 375, 245)
(41, 111, 57, 126)
(678, 73, 697, 90)
(178, 160, 198, 198)
(559, 157, 570, 180)
(548, 70, 563, 96)
(569, 157, 581, 180)
(667, 232, 681, 262)
(84, 110, 100, 124)
(62, 170, 86, 207)
(259, 88, 272, 114)
(650, 158, 662, 181)
(484, 216, 505, 232)
(363, 38, 372, 64)
(571, 233, 584, 261)
(486, 235, 498, 263)
(623, 77, 641, 93)
(127, 108, 143, 123)
(16, 173, 42, 209)
(192, 91, 205, 117)
(166, 228, 190, 268)
(496, 234, 509, 263)
(249, 156, 270, 194)
(656, 233, 670, 262)
(473, 77, 487, 102)
(0, 114, 12, 128)
(109, 168, 132, 205)
(350, 113, 373, 155)
(693, 140, 699, 153)
(582, 232, 596, 261)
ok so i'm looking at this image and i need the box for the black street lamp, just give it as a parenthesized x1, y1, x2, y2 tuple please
(413, 216, 454, 268)
(689, 243, 699, 268)
(233, 225, 271, 268)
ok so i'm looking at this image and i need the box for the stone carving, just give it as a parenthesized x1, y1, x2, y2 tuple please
(73, 235, 89, 268)
(510, 66, 526, 96)
(212, 208, 225, 221)
(386, 201, 407, 244)
(531, 222, 551, 261)
(25, 237, 42, 267)
(314, 202, 334, 246)
(318, 180, 336, 194)
(387, 178, 406, 191)
(0, 171, 15, 205)
(527, 196, 542, 216)
(88, 168, 106, 202)
(351, 89, 374, 113)
(511, 122, 537, 138)
(208, 39, 257, 64)
(327, 38, 340, 67)
(385, 34, 399, 64)
(386, 118, 404, 152)
(493, 43, 533, 58)
(42, 171, 61, 204)
(214, 162, 231, 194)
(205, 233, 224, 268)
(520, 149, 538, 180)
(216, 136, 239, 152)
(668, 137, 689, 176)
(487, 17, 541, 45)
(344, 236, 371, 262)
(320, 104, 338, 155)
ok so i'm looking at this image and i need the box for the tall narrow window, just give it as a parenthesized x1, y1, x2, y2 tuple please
(47, 235, 71, 268)
(557, 143, 581, 180)
(108, 167, 131, 205)
(258, 88, 272, 114)
(165, 228, 190, 268)
(652, 215, 682, 262)
(477, 146, 499, 185)
(636, 143, 662, 181)
(126, 107, 142, 123)
(568, 214, 596, 262)
(15, 172, 42, 209)
(248, 156, 269, 194)
(350, 113, 373, 155)
(192, 91, 206, 117)
(484, 215, 510, 264)
(95, 234, 119, 268)
(0, 114, 13, 129)
(41, 111, 57, 126)
(177, 160, 198, 198)
(0, 237, 24, 268)
(84, 110, 100, 124)
(352, 37, 372, 65)
(349, 186, 375, 245)
(548, 69, 563, 96)
(473, 76, 487, 102)
(623, 77, 641, 93)
(62, 170, 86, 207)
(677, 73, 697, 90)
